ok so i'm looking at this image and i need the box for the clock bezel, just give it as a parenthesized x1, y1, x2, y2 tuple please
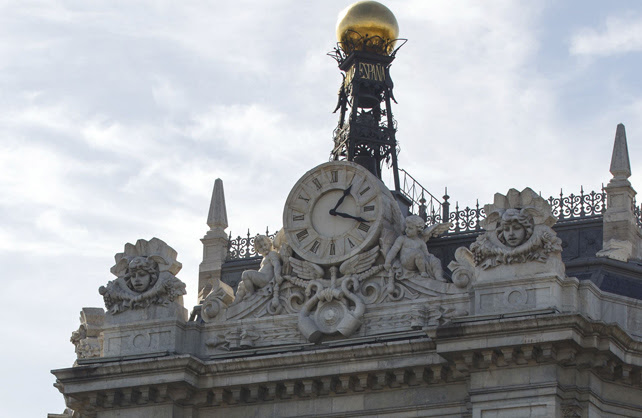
(283, 161, 389, 265)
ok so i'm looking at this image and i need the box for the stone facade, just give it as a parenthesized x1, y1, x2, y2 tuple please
(52, 126, 642, 417)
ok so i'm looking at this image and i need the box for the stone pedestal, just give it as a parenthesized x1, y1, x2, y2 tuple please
(601, 182, 641, 260)
(598, 123, 642, 261)
(102, 301, 188, 357)
(473, 256, 567, 315)
(199, 229, 229, 301)
(101, 318, 188, 358)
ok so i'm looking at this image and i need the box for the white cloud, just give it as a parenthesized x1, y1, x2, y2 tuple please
(1, 2, 641, 416)
(570, 13, 642, 56)
(383, 0, 567, 202)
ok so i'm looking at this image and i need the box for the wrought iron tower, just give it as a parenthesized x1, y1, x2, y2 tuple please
(330, 1, 404, 192)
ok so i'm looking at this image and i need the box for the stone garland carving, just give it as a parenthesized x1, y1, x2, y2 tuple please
(471, 188, 562, 268)
(449, 188, 563, 283)
(99, 238, 186, 314)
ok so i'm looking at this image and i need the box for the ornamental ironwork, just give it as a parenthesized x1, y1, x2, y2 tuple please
(447, 200, 485, 233)
(328, 36, 407, 66)
(329, 45, 403, 191)
(226, 228, 277, 260)
(634, 203, 642, 229)
(547, 187, 607, 221)
(424, 187, 608, 235)
(225, 188, 612, 261)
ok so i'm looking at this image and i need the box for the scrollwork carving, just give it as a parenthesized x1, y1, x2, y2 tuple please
(201, 281, 235, 323)
(448, 247, 475, 289)
(70, 308, 105, 360)
(296, 247, 382, 342)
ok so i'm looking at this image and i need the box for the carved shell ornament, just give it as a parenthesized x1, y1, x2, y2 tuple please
(99, 238, 186, 314)
(481, 187, 557, 232)
(109, 237, 182, 278)
(470, 188, 562, 269)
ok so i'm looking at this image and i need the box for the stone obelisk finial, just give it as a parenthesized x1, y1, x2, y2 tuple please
(609, 123, 631, 186)
(207, 178, 228, 231)
(598, 123, 641, 262)
(199, 178, 230, 300)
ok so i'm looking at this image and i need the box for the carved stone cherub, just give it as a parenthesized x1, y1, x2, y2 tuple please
(232, 235, 282, 305)
(99, 238, 186, 314)
(384, 215, 449, 281)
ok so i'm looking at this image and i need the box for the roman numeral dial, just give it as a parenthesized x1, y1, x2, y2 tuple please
(284, 161, 392, 265)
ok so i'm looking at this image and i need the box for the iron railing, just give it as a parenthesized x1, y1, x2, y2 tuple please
(398, 168, 445, 222)
(225, 188, 614, 261)
(547, 187, 607, 221)
(634, 203, 642, 229)
(426, 187, 608, 234)
(445, 200, 485, 233)
(226, 228, 277, 260)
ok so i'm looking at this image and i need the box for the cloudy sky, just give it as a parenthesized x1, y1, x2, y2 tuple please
(2, 0, 642, 415)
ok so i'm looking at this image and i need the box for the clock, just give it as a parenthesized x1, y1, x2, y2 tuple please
(283, 161, 398, 265)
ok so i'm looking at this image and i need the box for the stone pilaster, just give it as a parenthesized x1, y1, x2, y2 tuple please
(598, 124, 642, 261)
(199, 178, 229, 301)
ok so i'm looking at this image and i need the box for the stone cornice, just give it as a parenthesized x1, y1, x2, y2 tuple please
(434, 312, 642, 361)
(52, 312, 642, 415)
(54, 336, 437, 386)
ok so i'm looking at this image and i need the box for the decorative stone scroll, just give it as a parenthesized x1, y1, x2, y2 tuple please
(200, 281, 235, 323)
(295, 246, 382, 342)
(205, 221, 469, 344)
(99, 238, 186, 315)
(70, 308, 105, 360)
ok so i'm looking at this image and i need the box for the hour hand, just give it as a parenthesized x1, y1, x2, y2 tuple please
(332, 185, 352, 211)
(331, 211, 368, 223)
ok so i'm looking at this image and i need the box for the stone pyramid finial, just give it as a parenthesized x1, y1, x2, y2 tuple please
(609, 123, 631, 182)
(207, 179, 228, 231)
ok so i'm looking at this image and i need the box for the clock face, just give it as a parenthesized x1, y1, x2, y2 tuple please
(283, 161, 390, 265)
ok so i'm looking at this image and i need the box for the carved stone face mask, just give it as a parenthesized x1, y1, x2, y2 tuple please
(131, 270, 151, 292)
(501, 221, 527, 247)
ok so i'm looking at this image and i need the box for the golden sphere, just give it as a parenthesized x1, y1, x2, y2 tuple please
(336, 1, 399, 55)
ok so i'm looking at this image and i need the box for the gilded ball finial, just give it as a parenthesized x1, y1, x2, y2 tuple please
(336, 1, 399, 55)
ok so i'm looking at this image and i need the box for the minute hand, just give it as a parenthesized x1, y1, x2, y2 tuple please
(332, 211, 368, 223)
